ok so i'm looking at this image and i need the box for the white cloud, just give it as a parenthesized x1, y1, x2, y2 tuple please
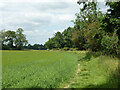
(59, 14, 74, 21)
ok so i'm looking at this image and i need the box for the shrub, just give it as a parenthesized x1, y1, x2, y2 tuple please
(63, 47, 69, 51)
(84, 22, 103, 51)
(117, 46, 120, 58)
(101, 33, 119, 56)
(69, 48, 78, 51)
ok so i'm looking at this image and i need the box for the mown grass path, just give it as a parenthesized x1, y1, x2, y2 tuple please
(62, 51, 119, 88)
(64, 64, 81, 88)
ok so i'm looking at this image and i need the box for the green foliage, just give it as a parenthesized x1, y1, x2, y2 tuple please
(62, 27, 73, 48)
(77, 0, 98, 22)
(0, 30, 16, 49)
(53, 32, 64, 48)
(69, 48, 78, 51)
(106, 2, 120, 18)
(0, 30, 6, 49)
(62, 47, 69, 51)
(45, 28, 74, 49)
(1, 28, 28, 50)
(26, 44, 46, 50)
(15, 28, 28, 50)
(101, 31, 119, 55)
(84, 22, 104, 51)
(5, 30, 16, 49)
(117, 46, 120, 58)
(101, 2, 120, 39)
(45, 38, 55, 49)
(71, 30, 85, 50)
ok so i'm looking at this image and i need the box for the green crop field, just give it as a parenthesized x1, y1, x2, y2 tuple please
(2, 50, 78, 88)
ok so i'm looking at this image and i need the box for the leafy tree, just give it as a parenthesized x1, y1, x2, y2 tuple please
(45, 31, 65, 49)
(101, 2, 120, 39)
(84, 21, 104, 51)
(45, 38, 55, 49)
(53, 32, 64, 48)
(62, 27, 73, 48)
(0, 30, 6, 49)
(74, 0, 101, 30)
(99, 1, 120, 56)
(15, 28, 28, 50)
(27, 44, 33, 49)
(71, 30, 85, 50)
(71, 0, 102, 50)
(32, 44, 46, 50)
(4, 30, 16, 49)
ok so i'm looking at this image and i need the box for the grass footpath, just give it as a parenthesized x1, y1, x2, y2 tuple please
(60, 51, 120, 88)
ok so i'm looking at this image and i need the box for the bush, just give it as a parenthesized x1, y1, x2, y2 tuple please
(117, 46, 120, 58)
(69, 48, 78, 51)
(84, 22, 103, 51)
(101, 34, 119, 56)
(63, 47, 69, 51)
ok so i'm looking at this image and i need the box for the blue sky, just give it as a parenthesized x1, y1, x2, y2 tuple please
(0, 0, 108, 45)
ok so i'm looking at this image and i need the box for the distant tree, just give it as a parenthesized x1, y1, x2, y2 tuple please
(15, 28, 28, 50)
(0, 30, 6, 49)
(53, 32, 64, 48)
(4, 30, 16, 49)
(27, 44, 32, 49)
(32, 44, 46, 50)
(45, 38, 55, 49)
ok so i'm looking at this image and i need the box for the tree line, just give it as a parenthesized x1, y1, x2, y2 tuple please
(25, 44, 46, 50)
(0, 28, 46, 50)
(44, 1, 120, 58)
